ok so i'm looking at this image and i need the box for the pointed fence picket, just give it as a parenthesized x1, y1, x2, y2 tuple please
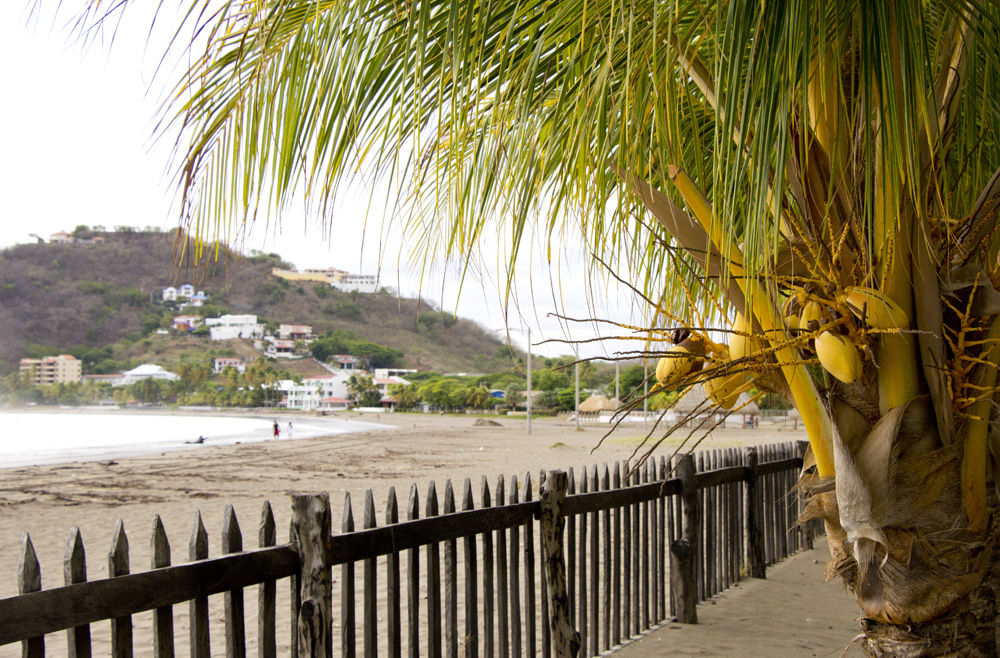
(2, 440, 816, 658)
(259, 502, 278, 658)
(19, 534, 44, 658)
(64, 527, 89, 658)
(108, 520, 132, 658)
(151, 515, 173, 658)
(190, 511, 210, 658)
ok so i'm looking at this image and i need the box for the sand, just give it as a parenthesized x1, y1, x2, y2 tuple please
(0, 411, 859, 656)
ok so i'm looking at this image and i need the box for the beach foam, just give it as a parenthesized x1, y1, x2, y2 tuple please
(0, 411, 384, 468)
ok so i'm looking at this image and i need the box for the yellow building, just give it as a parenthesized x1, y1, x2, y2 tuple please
(271, 267, 378, 293)
(271, 267, 348, 284)
(19, 355, 83, 385)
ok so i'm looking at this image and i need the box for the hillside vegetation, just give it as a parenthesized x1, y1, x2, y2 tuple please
(0, 229, 515, 374)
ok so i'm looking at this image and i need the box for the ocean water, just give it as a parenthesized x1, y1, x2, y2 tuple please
(0, 411, 384, 468)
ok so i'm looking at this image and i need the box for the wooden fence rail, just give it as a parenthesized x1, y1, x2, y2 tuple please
(2, 442, 817, 657)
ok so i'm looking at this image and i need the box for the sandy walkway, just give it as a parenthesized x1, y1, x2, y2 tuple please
(614, 537, 860, 657)
(0, 411, 850, 656)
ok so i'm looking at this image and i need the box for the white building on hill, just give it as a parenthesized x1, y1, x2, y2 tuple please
(205, 314, 264, 341)
(114, 364, 180, 387)
(213, 357, 245, 374)
(271, 266, 379, 293)
(278, 324, 313, 340)
(329, 273, 377, 294)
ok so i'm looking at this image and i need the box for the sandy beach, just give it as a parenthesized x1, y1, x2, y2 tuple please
(0, 411, 858, 656)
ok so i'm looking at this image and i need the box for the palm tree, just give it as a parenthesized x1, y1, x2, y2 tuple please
(68, 0, 1000, 653)
(387, 382, 420, 410)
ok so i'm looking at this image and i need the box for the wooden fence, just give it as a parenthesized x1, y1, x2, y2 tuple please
(1, 441, 816, 657)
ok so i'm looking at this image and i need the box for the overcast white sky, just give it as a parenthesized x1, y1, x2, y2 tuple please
(0, 2, 651, 361)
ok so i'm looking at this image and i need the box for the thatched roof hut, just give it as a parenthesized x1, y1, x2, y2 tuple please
(672, 385, 710, 416)
(787, 407, 802, 429)
(735, 394, 760, 416)
(578, 394, 617, 413)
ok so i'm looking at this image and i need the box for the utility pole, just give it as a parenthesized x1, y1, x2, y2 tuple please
(574, 358, 580, 430)
(526, 328, 532, 435)
(615, 361, 620, 407)
(643, 360, 649, 431)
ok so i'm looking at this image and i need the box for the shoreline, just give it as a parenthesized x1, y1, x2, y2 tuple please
(0, 408, 390, 469)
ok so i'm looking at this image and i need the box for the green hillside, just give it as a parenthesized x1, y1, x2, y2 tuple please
(0, 229, 516, 374)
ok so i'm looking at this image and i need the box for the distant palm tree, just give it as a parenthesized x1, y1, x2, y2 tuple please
(465, 385, 490, 409)
(387, 382, 419, 410)
(69, 0, 1000, 652)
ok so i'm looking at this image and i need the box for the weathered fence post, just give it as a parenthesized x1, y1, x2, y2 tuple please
(223, 506, 247, 658)
(259, 502, 278, 658)
(669, 454, 698, 624)
(540, 470, 580, 658)
(109, 521, 133, 658)
(151, 515, 174, 658)
(745, 448, 766, 579)
(292, 494, 333, 658)
(796, 441, 815, 551)
(190, 512, 210, 658)
(64, 527, 91, 658)
(340, 494, 355, 658)
(19, 533, 44, 658)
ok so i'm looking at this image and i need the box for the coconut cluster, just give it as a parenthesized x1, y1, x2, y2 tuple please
(654, 287, 909, 406)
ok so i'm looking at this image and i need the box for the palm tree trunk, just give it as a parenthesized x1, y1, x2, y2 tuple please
(859, 615, 981, 657)
(802, 391, 999, 658)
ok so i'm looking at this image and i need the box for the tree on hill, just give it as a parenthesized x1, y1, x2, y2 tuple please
(310, 330, 404, 369)
(69, 0, 1000, 652)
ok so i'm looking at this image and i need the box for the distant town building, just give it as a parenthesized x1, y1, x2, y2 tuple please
(373, 368, 419, 379)
(113, 364, 180, 387)
(319, 397, 351, 411)
(162, 285, 206, 304)
(266, 340, 296, 358)
(83, 374, 120, 385)
(271, 267, 346, 285)
(172, 315, 203, 331)
(271, 266, 379, 293)
(45, 230, 106, 246)
(330, 273, 377, 294)
(19, 355, 82, 385)
(285, 373, 352, 410)
(204, 314, 264, 341)
(278, 324, 313, 341)
(372, 376, 411, 404)
(213, 357, 245, 374)
(330, 354, 363, 370)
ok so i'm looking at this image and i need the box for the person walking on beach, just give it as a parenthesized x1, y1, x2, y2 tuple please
(287, 421, 293, 440)
(273, 420, 280, 440)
